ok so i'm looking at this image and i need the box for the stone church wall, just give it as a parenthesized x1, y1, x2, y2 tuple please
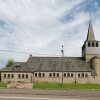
(1, 72, 33, 83)
(1, 71, 100, 84)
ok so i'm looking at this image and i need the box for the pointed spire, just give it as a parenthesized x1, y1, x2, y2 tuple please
(86, 13, 95, 41)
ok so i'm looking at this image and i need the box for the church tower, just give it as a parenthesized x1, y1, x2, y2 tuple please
(82, 18, 100, 62)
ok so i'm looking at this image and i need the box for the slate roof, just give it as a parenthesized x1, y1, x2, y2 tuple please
(27, 57, 92, 72)
(1, 57, 96, 75)
(1, 62, 32, 72)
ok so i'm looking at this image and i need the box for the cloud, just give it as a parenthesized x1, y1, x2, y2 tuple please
(0, 0, 100, 68)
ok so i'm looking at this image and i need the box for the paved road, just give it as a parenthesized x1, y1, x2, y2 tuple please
(0, 95, 99, 100)
(0, 96, 93, 100)
(0, 96, 70, 100)
(0, 89, 100, 99)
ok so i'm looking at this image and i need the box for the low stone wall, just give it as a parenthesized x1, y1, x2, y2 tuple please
(7, 83, 32, 89)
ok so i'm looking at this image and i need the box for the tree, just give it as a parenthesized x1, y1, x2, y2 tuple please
(6, 59, 15, 67)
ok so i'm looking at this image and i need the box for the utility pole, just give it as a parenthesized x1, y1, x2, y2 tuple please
(75, 72, 76, 84)
(61, 45, 64, 86)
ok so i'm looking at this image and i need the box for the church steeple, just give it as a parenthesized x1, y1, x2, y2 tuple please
(86, 17, 95, 41)
(82, 14, 100, 62)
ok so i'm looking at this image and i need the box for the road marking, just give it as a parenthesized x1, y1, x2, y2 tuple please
(0, 96, 80, 100)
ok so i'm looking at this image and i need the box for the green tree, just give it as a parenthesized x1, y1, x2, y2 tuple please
(6, 59, 15, 67)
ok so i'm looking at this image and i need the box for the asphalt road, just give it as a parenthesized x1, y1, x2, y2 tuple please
(0, 89, 100, 100)
(0, 96, 95, 100)
(0, 96, 99, 100)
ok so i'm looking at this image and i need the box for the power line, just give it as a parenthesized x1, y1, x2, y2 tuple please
(0, 49, 61, 56)
(0, 50, 30, 54)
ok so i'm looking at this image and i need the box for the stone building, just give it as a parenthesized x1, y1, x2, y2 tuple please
(1, 19, 100, 84)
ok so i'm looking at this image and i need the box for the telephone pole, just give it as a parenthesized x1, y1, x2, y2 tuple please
(61, 45, 64, 86)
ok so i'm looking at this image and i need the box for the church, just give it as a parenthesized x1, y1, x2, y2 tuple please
(1, 18, 100, 84)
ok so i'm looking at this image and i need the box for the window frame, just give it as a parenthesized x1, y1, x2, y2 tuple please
(18, 74, 21, 79)
(22, 74, 24, 79)
(57, 73, 59, 77)
(78, 73, 80, 77)
(35, 73, 37, 77)
(71, 73, 73, 77)
(85, 73, 88, 77)
(96, 42, 98, 47)
(4, 74, 6, 79)
(49, 73, 52, 78)
(39, 73, 41, 78)
(8, 74, 10, 79)
(26, 74, 28, 79)
(92, 42, 94, 47)
(11, 74, 14, 79)
(64, 73, 66, 77)
(53, 73, 55, 77)
(88, 42, 91, 47)
(42, 73, 45, 77)
(82, 73, 84, 77)
(67, 73, 70, 77)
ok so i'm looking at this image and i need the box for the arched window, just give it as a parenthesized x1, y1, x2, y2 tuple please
(35, 73, 37, 77)
(22, 74, 24, 79)
(26, 74, 28, 79)
(96, 42, 98, 47)
(64, 73, 66, 77)
(71, 73, 73, 77)
(78, 73, 80, 77)
(53, 73, 55, 77)
(85, 73, 88, 77)
(67, 73, 70, 77)
(82, 73, 84, 77)
(42, 73, 45, 77)
(8, 74, 10, 79)
(49, 73, 52, 78)
(92, 42, 94, 47)
(4, 74, 6, 78)
(88, 42, 90, 47)
(39, 73, 41, 78)
(11, 74, 14, 79)
(18, 74, 21, 79)
(57, 73, 59, 77)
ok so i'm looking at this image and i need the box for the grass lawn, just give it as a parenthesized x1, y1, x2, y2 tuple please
(0, 82, 7, 88)
(33, 83, 100, 89)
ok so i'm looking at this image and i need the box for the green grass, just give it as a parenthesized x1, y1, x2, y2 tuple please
(33, 83, 100, 89)
(0, 82, 7, 88)
(33, 83, 61, 89)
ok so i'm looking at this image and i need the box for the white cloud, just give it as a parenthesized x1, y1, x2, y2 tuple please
(0, 0, 100, 68)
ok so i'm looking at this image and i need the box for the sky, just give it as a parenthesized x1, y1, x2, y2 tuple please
(0, 0, 100, 68)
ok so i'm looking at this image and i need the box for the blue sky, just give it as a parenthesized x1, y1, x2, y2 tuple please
(0, 0, 100, 68)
